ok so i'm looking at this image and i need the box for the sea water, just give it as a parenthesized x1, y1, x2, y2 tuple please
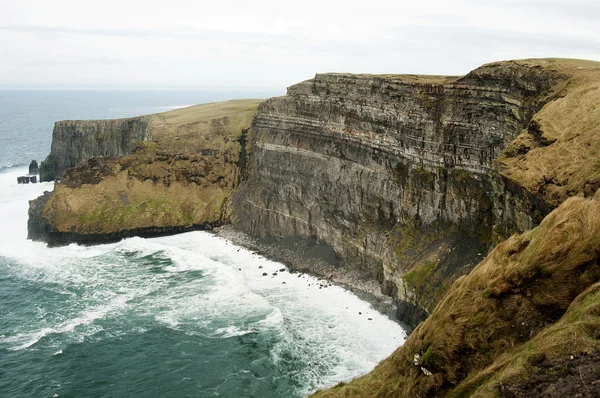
(0, 91, 406, 397)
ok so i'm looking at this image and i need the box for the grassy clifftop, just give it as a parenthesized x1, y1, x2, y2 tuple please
(35, 100, 260, 239)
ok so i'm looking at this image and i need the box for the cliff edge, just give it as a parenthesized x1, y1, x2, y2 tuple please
(28, 59, 600, 330)
(29, 100, 260, 245)
(26, 58, 600, 395)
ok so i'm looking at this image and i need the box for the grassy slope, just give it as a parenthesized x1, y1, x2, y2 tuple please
(315, 191, 600, 397)
(322, 72, 461, 84)
(497, 59, 600, 206)
(43, 99, 261, 234)
(147, 99, 260, 154)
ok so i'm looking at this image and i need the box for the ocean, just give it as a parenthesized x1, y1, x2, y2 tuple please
(0, 90, 406, 397)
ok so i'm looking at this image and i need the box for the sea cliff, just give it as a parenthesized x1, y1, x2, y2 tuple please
(27, 58, 600, 396)
(232, 60, 581, 326)
(29, 59, 600, 331)
(40, 117, 150, 182)
(315, 191, 600, 397)
(29, 100, 260, 245)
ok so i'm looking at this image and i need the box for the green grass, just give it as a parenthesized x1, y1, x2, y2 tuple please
(403, 261, 437, 291)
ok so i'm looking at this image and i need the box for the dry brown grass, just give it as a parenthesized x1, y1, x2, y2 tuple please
(315, 59, 600, 397)
(314, 191, 600, 397)
(497, 61, 600, 206)
(147, 99, 261, 154)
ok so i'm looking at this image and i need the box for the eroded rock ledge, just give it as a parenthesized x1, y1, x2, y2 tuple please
(40, 117, 150, 182)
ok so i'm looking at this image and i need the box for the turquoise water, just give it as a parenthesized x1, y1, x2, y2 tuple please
(0, 92, 406, 397)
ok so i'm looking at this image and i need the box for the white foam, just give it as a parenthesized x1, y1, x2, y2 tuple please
(151, 231, 407, 393)
(2, 290, 138, 351)
(0, 166, 407, 394)
(213, 326, 255, 338)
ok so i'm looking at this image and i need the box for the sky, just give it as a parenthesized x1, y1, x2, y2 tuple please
(0, 0, 598, 90)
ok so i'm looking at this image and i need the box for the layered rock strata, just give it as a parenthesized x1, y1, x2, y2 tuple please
(233, 60, 597, 327)
(315, 191, 600, 397)
(28, 59, 600, 331)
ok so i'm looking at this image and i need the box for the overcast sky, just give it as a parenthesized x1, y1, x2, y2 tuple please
(0, 0, 598, 90)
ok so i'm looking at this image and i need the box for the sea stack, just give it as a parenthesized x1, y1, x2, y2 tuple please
(28, 160, 39, 175)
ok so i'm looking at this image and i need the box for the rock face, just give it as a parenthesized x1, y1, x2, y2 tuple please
(232, 61, 568, 327)
(17, 175, 37, 184)
(39, 117, 149, 181)
(27, 191, 52, 240)
(314, 192, 600, 397)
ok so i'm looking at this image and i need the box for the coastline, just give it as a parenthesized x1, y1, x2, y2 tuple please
(2, 168, 407, 398)
(214, 225, 406, 329)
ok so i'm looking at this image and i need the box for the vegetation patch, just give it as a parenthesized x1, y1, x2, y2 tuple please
(496, 60, 600, 206)
(403, 261, 437, 292)
(413, 164, 436, 188)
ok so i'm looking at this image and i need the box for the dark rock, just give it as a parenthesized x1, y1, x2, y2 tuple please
(262, 272, 268, 276)
(17, 175, 37, 184)
(231, 65, 559, 328)
(27, 191, 53, 241)
(498, 350, 600, 398)
(40, 117, 149, 182)
(27, 214, 221, 246)
(28, 160, 39, 175)
(396, 301, 428, 331)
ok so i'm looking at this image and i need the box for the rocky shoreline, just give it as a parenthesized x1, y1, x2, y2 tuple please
(214, 225, 406, 329)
